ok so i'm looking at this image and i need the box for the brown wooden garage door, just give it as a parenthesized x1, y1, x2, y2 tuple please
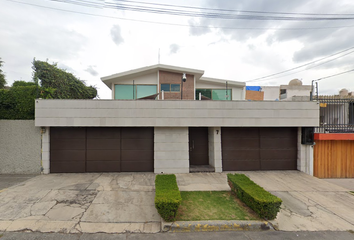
(50, 127, 154, 173)
(222, 127, 297, 171)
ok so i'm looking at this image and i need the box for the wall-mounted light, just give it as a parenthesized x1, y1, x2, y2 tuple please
(216, 130, 219, 134)
(182, 73, 186, 82)
(41, 127, 46, 134)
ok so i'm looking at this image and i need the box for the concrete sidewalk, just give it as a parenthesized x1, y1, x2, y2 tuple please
(324, 178, 354, 191)
(0, 174, 37, 191)
(176, 171, 354, 231)
(0, 173, 160, 234)
(0, 171, 353, 233)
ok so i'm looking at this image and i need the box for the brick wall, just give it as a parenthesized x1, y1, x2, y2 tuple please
(246, 90, 264, 101)
(159, 70, 194, 100)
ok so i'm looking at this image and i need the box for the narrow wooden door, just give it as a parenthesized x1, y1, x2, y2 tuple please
(189, 127, 209, 165)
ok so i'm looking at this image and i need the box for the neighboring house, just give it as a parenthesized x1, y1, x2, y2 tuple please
(313, 89, 354, 178)
(246, 79, 312, 101)
(245, 86, 264, 101)
(35, 64, 318, 175)
(279, 79, 312, 101)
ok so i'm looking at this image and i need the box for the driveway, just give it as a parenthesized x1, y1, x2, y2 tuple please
(0, 174, 37, 190)
(176, 171, 354, 231)
(0, 173, 160, 234)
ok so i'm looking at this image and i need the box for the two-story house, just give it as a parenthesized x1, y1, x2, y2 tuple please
(35, 64, 318, 175)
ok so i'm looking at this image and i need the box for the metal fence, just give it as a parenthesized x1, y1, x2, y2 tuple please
(314, 96, 354, 133)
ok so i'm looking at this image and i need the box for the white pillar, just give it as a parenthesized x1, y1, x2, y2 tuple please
(208, 127, 222, 172)
(41, 127, 50, 174)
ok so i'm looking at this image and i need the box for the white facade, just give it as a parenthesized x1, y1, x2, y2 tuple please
(35, 100, 319, 127)
(154, 127, 189, 173)
(102, 64, 246, 100)
(261, 86, 280, 101)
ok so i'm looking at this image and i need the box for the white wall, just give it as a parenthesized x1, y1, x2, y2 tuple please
(297, 127, 314, 175)
(35, 100, 320, 127)
(0, 120, 41, 174)
(208, 127, 222, 172)
(42, 127, 50, 174)
(232, 88, 244, 100)
(154, 127, 189, 173)
(261, 86, 280, 100)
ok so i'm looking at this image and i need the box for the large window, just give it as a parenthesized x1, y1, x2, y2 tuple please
(161, 84, 180, 92)
(115, 84, 157, 99)
(196, 89, 232, 100)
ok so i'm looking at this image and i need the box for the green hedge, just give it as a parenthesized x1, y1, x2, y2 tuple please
(0, 84, 54, 119)
(227, 173, 282, 220)
(0, 86, 38, 119)
(155, 174, 182, 222)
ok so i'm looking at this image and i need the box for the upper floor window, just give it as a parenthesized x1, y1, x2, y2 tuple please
(161, 84, 180, 92)
(114, 84, 157, 99)
(196, 89, 232, 100)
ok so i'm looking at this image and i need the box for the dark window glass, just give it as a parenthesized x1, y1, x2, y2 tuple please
(161, 84, 170, 91)
(196, 89, 212, 99)
(171, 84, 180, 92)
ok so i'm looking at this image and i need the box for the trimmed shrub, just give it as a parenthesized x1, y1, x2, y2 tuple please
(227, 173, 282, 220)
(155, 174, 182, 222)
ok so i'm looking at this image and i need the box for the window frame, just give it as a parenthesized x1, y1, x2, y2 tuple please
(114, 84, 157, 100)
(160, 83, 181, 93)
(195, 88, 232, 101)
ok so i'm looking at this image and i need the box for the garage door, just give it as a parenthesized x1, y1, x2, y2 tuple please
(50, 127, 154, 173)
(222, 127, 297, 171)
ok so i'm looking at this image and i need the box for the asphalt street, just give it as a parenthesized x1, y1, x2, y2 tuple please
(0, 231, 353, 240)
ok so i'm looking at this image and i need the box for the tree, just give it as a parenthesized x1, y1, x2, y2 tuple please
(32, 60, 97, 99)
(0, 58, 6, 89)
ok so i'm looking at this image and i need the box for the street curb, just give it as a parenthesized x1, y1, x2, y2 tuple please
(161, 219, 274, 232)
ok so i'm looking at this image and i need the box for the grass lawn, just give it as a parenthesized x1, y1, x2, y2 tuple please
(176, 191, 260, 221)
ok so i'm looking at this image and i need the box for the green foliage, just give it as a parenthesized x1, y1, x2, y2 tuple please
(0, 58, 6, 89)
(155, 174, 182, 222)
(12, 81, 36, 87)
(227, 173, 282, 220)
(32, 60, 97, 99)
(0, 83, 54, 119)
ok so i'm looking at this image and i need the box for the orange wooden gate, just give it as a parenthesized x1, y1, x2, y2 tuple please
(314, 140, 354, 178)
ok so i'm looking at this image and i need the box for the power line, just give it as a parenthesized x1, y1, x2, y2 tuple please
(48, 0, 354, 21)
(6, 0, 354, 31)
(315, 68, 354, 81)
(109, 0, 354, 17)
(245, 46, 354, 82)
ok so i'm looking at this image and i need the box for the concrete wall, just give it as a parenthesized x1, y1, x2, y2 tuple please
(280, 85, 312, 101)
(154, 127, 189, 173)
(35, 100, 320, 127)
(42, 127, 50, 174)
(0, 120, 41, 174)
(261, 86, 280, 100)
(297, 127, 314, 175)
(208, 127, 222, 172)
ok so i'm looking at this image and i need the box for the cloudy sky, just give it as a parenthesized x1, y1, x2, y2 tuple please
(1, 0, 354, 99)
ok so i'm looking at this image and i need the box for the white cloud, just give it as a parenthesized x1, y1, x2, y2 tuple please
(0, 0, 353, 98)
(110, 25, 124, 46)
